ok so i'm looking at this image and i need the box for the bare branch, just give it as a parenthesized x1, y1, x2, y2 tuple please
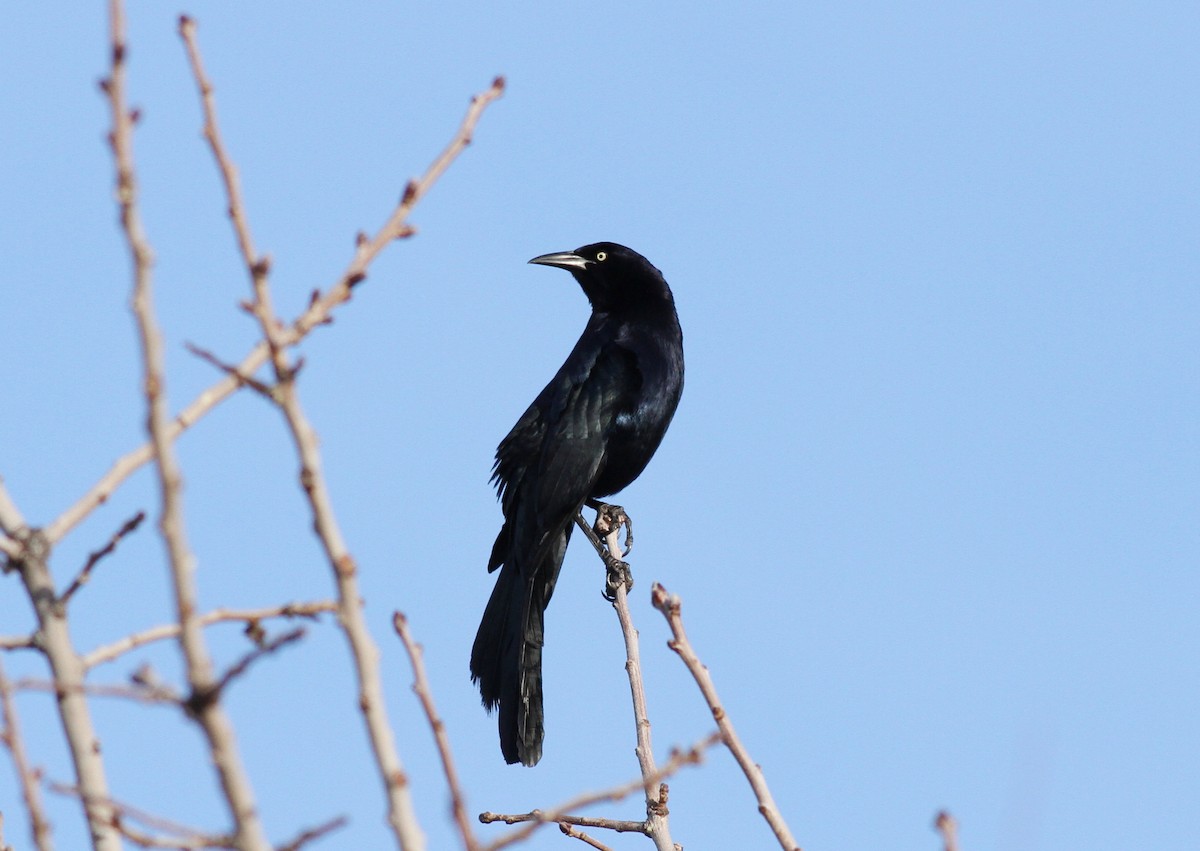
(0, 478, 27, 561)
(83, 601, 337, 670)
(117, 824, 232, 850)
(177, 16, 265, 302)
(327, 74, 506, 300)
(48, 782, 234, 849)
(478, 732, 719, 851)
(16, 12, 507, 851)
(175, 28, 507, 851)
(608, 584, 675, 850)
(485, 812, 645, 835)
(202, 627, 305, 705)
(0, 476, 28, 538)
(183, 342, 275, 399)
(557, 823, 612, 851)
(557, 816, 645, 835)
(51, 755, 337, 848)
(574, 508, 674, 851)
(9, 527, 119, 849)
(0, 635, 36, 653)
(651, 583, 802, 851)
(59, 511, 146, 607)
(109, 3, 268, 846)
(184, 75, 521, 851)
(0, 657, 54, 851)
(265, 354, 423, 849)
(13, 677, 180, 706)
(46, 74, 505, 548)
(480, 729, 715, 849)
(275, 816, 349, 851)
(393, 613, 478, 851)
(178, 14, 290, 378)
(934, 811, 960, 851)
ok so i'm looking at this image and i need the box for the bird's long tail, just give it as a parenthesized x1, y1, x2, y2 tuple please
(470, 540, 562, 766)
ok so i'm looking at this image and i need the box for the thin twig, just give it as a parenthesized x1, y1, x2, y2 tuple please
(179, 14, 289, 376)
(479, 732, 719, 851)
(557, 823, 612, 851)
(177, 16, 266, 308)
(178, 25, 508, 851)
(0, 477, 26, 562)
(267, 340, 423, 849)
(0, 635, 36, 652)
(111, 4, 268, 846)
(393, 613, 478, 851)
(651, 583, 801, 851)
(183, 342, 275, 399)
(9, 526, 118, 848)
(275, 815, 349, 851)
(13, 678, 180, 706)
(0, 657, 54, 851)
(45, 74, 505, 548)
(204, 627, 305, 704)
(59, 511, 146, 607)
(573, 509, 674, 851)
(0, 477, 27, 538)
(608, 581, 675, 849)
(486, 813, 645, 835)
(116, 823, 231, 850)
(53, 780, 344, 849)
(554, 816, 645, 835)
(48, 781, 233, 849)
(935, 811, 960, 851)
(83, 601, 337, 670)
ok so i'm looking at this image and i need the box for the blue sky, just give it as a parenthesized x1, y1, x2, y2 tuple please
(1, 2, 1197, 850)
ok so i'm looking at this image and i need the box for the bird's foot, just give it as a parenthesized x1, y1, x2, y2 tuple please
(588, 500, 634, 557)
(574, 501, 636, 601)
(587, 501, 634, 601)
(603, 557, 633, 602)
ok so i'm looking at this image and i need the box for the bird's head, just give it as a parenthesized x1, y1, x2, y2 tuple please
(528, 242, 675, 314)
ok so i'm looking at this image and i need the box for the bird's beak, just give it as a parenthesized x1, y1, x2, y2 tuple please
(528, 251, 591, 271)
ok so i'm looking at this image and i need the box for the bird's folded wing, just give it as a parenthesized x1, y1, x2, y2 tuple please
(534, 343, 639, 527)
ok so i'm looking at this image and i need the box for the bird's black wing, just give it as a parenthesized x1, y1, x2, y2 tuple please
(489, 337, 641, 573)
(476, 340, 642, 764)
(492, 405, 543, 519)
(533, 341, 641, 530)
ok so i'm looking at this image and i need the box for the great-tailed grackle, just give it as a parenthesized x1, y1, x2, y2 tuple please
(470, 242, 684, 766)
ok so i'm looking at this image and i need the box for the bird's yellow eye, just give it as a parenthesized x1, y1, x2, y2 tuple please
(595, 251, 607, 261)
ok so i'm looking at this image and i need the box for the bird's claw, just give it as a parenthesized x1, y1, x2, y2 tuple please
(585, 501, 635, 600)
(603, 556, 634, 602)
(590, 501, 634, 557)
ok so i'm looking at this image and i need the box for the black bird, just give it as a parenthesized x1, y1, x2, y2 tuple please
(470, 242, 684, 766)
